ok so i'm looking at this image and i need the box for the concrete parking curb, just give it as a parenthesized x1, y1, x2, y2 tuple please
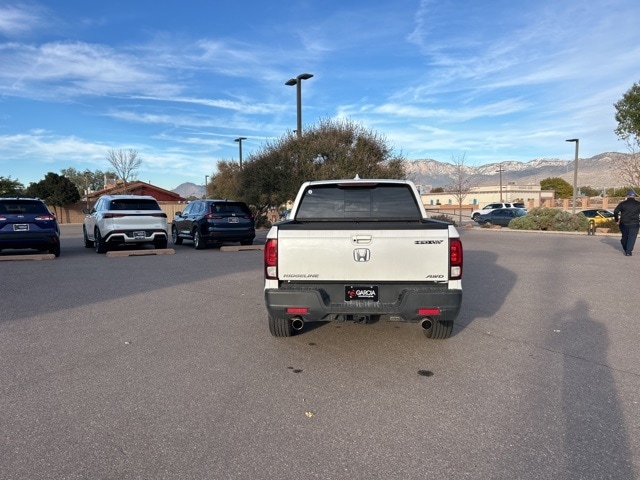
(220, 245, 264, 252)
(0, 254, 56, 261)
(105, 249, 176, 257)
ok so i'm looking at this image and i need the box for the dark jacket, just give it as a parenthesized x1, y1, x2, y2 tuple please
(614, 198, 640, 226)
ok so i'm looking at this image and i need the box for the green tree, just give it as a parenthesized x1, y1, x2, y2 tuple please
(210, 118, 406, 217)
(0, 176, 25, 196)
(61, 167, 111, 195)
(540, 177, 573, 199)
(613, 82, 640, 186)
(614, 82, 640, 150)
(26, 172, 81, 217)
(607, 186, 637, 197)
(208, 160, 242, 200)
(579, 185, 602, 197)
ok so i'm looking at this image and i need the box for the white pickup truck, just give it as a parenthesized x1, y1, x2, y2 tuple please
(263, 178, 463, 339)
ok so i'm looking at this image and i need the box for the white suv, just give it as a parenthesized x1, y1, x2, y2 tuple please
(83, 195, 168, 253)
(471, 202, 525, 221)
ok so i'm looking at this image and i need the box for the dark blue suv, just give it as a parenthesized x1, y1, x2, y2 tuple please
(171, 199, 255, 249)
(0, 198, 61, 257)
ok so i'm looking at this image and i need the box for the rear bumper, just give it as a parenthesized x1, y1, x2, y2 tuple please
(265, 284, 462, 323)
(0, 232, 60, 249)
(103, 229, 167, 244)
(203, 229, 255, 243)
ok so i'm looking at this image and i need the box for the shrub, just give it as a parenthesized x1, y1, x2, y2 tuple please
(598, 219, 620, 233)
(508, 207, 589, 232)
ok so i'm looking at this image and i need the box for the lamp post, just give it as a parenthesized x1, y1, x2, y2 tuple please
(566, 138, 579, 213)
(285, 73, 313, 137)
(204, 175, 209, 199)
(84, 172, 90, 209)
(497, 163, 504, 202)
(234, 137, 247, 169)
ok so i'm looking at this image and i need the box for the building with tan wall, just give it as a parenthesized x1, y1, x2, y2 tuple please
(421, 184, 552, 209)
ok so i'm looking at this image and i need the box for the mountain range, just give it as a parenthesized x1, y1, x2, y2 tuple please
(171, 152, 631, 196)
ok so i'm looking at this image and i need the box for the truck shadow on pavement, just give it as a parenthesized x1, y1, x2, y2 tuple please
(453, 249, 515, 335)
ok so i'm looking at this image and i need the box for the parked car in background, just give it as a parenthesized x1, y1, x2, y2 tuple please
(82, 195, 168, 253)
(471, 202, 522, 220)
(0, 197, 60, 257)
(171, 199, 255, 249)
(474, 208, 527, 227)
(579, 209, 615, 226)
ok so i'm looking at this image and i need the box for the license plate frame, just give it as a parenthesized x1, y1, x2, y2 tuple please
(13, 224, 29, 231)
(228, 217, 239, 223)
(133, 231, 146, 239)
(345, 285, 379, 302)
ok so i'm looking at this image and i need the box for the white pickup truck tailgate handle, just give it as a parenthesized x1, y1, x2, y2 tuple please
(351, 235, 372, 245)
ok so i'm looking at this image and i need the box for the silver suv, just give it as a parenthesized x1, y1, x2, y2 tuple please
(83, 195, 168, 253)
(471, 202, 524, 221)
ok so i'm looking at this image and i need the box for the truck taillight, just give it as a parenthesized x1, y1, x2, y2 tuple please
(264, 239, 278, 279)
(449, 238, 463, 280)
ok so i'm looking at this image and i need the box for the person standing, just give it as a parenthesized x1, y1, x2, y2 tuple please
(613, 190, 640, 256)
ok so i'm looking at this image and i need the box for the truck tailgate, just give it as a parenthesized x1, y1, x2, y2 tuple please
(277, 225, 450, 282)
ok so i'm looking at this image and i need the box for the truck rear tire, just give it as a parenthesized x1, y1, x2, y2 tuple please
(423, 320, 453, 339)
(269, 316, 293, 337)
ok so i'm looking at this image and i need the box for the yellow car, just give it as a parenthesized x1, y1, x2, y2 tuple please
(580, 209, 614, 226)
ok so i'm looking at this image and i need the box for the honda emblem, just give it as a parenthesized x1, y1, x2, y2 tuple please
(353, 248, 371, 262)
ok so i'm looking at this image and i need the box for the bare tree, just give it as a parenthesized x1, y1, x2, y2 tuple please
(613, 152, 640, 188)
(445, 153, 476, 225)
(106, 149, 141, 193)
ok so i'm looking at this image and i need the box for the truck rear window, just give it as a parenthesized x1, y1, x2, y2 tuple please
(296, 184, 422, 220)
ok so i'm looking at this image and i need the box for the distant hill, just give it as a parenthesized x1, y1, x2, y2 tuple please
(405, 152, 630, 190)
(172, 182, 204, 199)
(171, 152, 632, 195)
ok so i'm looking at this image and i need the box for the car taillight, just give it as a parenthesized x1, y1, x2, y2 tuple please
(0, 215, 6, 221)
(205, 213, 223, 219)
(286, 307, 308, 314)
(450, 238, 463, 280)
(264, 239, 278, 279)
(150, 213, 167, 218)
(102, 213, 126, 219)
(34, 215, 56, 221)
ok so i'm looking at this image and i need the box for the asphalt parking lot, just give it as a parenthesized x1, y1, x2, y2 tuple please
(1, 225, 639, 479)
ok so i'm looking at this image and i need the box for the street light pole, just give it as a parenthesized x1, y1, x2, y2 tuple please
(204, 175, 209, 199)
(234, 137, 247, 169)
(285, 73, 313, 137)
(566, 138, 579, 213)
(497, 163, 504, 202)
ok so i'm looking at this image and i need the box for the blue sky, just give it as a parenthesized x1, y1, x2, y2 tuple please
(1, 0, 639, 190)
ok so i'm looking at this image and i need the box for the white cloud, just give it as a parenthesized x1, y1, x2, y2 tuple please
(0, 4, 48, 37)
